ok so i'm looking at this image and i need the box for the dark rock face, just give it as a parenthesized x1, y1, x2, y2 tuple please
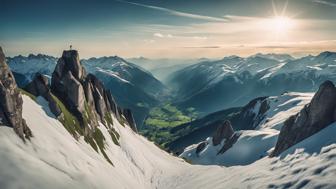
(51, 50, 137, 131)
(195, 141, 208, 155)
(217, 133, 241, 155)
(212, 120, 234, 146)
(51, 50, 94, 127)
(271, 80, 336, 156)
(240, 96, 269, 129)
(211, 120, 241, 155)
(25, 73, 62, 117)
(122, 108, 137, 132)
(84, 74, 112, 123)
(0, 47, 32, 140)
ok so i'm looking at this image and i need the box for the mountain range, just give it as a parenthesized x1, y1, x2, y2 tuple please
(1, 47, 336, 188)
(167, 52, 336, 116)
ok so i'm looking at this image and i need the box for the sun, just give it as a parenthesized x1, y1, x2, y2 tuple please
(271, 16, 293, 33)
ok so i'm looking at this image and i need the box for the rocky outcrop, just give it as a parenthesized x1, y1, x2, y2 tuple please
(217, 133, 241, 155)
(195, 141, 208, 155)
(271, 80, 336, 156)
(51, 50, 86, 126)
(84, 74, 114, 124)
(51, 50, 137, 132)
(123, 109, 137, 132)
(25, 73, 62, 117)
(240, 96, 269, 129)
(212, 120, 234, 146)
(0, 47, 32, 140)
(211, 120, 241, 155)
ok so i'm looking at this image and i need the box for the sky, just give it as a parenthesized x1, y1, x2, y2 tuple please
(1, 0, 336, 58)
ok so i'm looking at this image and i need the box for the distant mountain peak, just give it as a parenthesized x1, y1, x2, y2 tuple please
(317, 51, 336, 58)
(250, 53, 294, 61)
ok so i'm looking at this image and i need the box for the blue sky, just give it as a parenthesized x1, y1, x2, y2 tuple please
(1, 0, 336, 58)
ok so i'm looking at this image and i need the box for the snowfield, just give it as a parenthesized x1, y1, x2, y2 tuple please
(180, 92, 315, 166)
(0, 95, 336, 189)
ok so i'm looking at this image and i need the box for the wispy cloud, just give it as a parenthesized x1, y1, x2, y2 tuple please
(183, 46, 221, 49)
(313, 0, 336, 7)
(115, 0, 228, 22)
(153, 33, 173, 38)
(256, 45, 294, 49)
(153, 33, 164, 38)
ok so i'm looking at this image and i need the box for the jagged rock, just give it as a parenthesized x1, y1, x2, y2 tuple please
(106, 90, 119, 117)
(217, 133, 241, 155)
(271, 80, 336, 156)
(25, 73, 49, 95)
(64, 71, 86, 112)
(212, 120, 234, 146)
(25, 73, 62, 117)
(123, 109, 137, 132)
(51, 49, 136, 133)
(241, 96, 269, 129)
(196, 141, 208, 155)
(84, 74, 109, 122)
(0, 47, 32, 140)
(54, 50, 85, 81)
(51, 50, 88, 127)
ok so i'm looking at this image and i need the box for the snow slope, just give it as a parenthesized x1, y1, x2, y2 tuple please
(0, 95, 193, 189)
(180, 92, 314, 166)
(0, 95, 336, 189)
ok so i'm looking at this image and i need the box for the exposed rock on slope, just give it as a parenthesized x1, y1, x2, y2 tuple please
(212, 120, 234, 146)
(0, 47, 32, 140)
(271, 80, 336, 156)
(51, 50, 87, 126)
(193, 120, 240, 157)
(211, 120, 241, 155)
(50, 50, 137, 132)
(122, 108, 137, 132)
(25, 73, 62, 117)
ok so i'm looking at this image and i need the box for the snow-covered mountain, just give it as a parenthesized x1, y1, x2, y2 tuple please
(167, 52, 336, 116)
(1, 47, 336, 189)
(180, 92, 313, 165)
(7, 54, 57, 86)
(253, 53, 295, 62)
(82, 56, 168, 100)
(82, 56, 169, 128)
(180, 81, 336, 167)
(167, 92, 313, 154)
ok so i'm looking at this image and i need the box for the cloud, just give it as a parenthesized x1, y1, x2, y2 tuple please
(313, 0, 336, 7)
(154, 33, 164, 38)
(153, 33, 173, 38)
(116, 0, 228, 22)
(223, 15, 259, 21)
(256, 45, 294, 49)
(183, 46, 221, 49)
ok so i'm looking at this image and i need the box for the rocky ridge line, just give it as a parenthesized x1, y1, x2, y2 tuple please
(271, 80, 336, 156)
(0, 47, 32, 140)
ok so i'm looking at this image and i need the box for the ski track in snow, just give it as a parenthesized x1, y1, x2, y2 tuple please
(0, 95, 335, 189)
